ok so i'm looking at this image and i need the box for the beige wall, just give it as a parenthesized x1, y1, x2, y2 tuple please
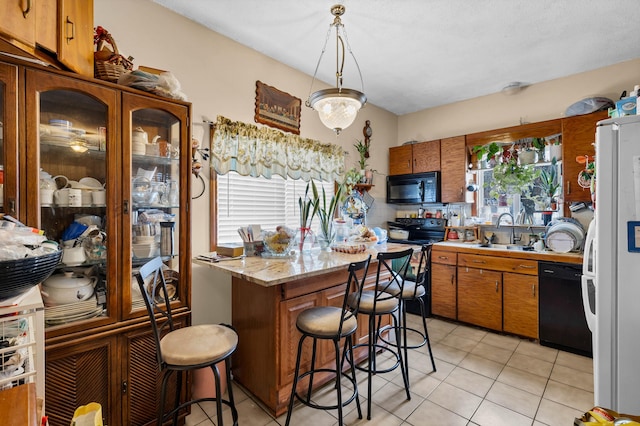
(399, 58, 640, 143)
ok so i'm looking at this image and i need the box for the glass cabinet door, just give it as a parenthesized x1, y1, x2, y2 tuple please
(26, 69, 119, 335)
(0, 62, 18, 218)
(122, 93, 190, 319)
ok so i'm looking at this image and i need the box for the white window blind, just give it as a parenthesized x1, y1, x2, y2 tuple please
(217, 172, 335, 244)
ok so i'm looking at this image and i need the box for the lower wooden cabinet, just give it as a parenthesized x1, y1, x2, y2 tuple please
(431, 262, 457, 319)
(457, 267, 502, 331)
(45, 314, 188, 426)
(503, 272, 538, 339)
(45, 336, 116, 426)
(430, 247, 540, 339)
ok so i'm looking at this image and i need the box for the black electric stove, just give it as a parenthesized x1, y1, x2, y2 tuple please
(387, 217, 446, 316)
(387, 217, 446, 245)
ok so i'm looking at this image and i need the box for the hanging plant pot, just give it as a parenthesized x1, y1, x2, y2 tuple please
(518, 150, 536, 165)
(549, 144, 562, 161)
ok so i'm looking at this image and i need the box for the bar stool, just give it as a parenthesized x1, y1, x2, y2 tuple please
(285, 256, 371, 426)
(349, 248, 413, 420)
(380, 244, 436, 387)
(135, 257, 239, 426)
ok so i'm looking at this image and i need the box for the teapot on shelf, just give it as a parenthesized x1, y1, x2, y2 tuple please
(132, 127, 148, 156)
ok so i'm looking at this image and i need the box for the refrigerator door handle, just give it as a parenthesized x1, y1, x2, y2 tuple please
(581, 274, 596, 332)
(583, 219, 596, 276)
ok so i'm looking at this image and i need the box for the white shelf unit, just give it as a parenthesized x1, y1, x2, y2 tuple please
(0, 286, 45, 403)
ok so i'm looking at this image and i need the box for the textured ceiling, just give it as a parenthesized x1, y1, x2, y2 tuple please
(152, 0, 640, 115)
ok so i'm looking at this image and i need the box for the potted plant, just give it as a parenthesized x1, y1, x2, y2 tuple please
(312, 181, 344, 249)
(354, 140, 369, 182)
(547, 134, 562, 161)
(343, 167, 364, 194)
(532, 137, 546, 162)
(472, 142, 501, 168)
(517, 141, 536, 165)
(538, 159, 561, 210)
(488, 157, 540, 200)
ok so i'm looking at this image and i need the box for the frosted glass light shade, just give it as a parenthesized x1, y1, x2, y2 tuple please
(308, 88, 366, 134)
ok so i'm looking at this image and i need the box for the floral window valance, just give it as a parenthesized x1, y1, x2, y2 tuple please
(210, 116, 345, 182)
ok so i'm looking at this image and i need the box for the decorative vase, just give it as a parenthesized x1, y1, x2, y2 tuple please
(316, 233, 332, 251)
(297, 227, 315, 252)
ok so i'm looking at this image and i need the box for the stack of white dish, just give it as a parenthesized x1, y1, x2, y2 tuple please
(132, 236, 158, 258)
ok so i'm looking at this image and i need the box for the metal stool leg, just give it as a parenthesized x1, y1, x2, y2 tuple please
(285, 335, 306, 426)
(418, 297, 436, 372)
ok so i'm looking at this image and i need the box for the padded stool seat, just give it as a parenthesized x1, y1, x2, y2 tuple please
(296, 307, 358, 338)
(160, 324, 237, 366)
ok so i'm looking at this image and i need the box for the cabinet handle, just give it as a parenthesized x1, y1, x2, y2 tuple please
(495, 281, 499, 292)
(9, 198, 16, 215)
(122, 381, 128, 394)
(65, 16, 75, 43)
(532, 284, 536, 297)
(22, 0, 32, 18)
(566, 180, 571, 195)
(472, 259, 486, 264)
(518, 264, 535, 269)
(438, 256, 449, 260)
(123, 199, 129, 214)
(450, 275, 454, 285)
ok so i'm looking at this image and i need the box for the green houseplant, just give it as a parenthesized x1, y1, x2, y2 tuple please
(532, 137, 546, 162)
(354, 139, 368, 172)
(488, 157, 540, 200)
(538, 158, 560, 207)
(472, 142, 501, 168)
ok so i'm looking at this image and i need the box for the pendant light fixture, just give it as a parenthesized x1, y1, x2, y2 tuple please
(306, 4, 366, 135)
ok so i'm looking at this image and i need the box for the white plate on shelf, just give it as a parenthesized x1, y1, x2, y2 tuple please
(78, 177, 103, 188)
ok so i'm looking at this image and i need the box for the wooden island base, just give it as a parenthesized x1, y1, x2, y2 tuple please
(230, 266, 390, 417)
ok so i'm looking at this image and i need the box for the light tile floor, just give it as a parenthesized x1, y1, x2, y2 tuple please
(186, 314, 593, 426)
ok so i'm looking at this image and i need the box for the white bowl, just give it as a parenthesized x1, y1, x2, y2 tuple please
(133, 244, 158, 258)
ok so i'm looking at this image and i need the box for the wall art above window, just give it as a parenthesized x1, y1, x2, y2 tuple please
(254, 81, 301, 135)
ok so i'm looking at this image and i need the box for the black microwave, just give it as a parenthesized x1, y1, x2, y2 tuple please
(386, 172, 440, 204)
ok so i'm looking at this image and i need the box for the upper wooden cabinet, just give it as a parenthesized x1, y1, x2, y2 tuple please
(561, 110, 608, 211)
(0, 0, 38, 48)
(440, 136, 467, 203)
(389, 139, 440, 176)
(57, 0, 94, 76)
(0, 0, 94, 77)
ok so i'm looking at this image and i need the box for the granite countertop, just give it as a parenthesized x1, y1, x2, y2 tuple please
(193, 243, 421, 287)
(434, 241, 584, 264)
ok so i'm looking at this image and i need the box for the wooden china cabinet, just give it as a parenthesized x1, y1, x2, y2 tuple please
(0, 57, 192, 425)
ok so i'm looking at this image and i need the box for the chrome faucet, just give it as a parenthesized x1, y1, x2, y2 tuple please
(496, 212, 520, 245)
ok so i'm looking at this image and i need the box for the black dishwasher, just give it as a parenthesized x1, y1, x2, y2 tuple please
(538, 262, 592, 357)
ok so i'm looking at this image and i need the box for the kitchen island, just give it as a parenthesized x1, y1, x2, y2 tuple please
(193, 243, 417, 417)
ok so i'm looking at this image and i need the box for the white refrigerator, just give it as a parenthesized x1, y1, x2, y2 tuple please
(582, 114, 640, 414)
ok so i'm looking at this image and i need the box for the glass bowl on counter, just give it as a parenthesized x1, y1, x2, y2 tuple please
(261, 227, 296, 257)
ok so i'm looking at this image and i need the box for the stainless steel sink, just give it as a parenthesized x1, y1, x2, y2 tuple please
(477, 243, 533, 251)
